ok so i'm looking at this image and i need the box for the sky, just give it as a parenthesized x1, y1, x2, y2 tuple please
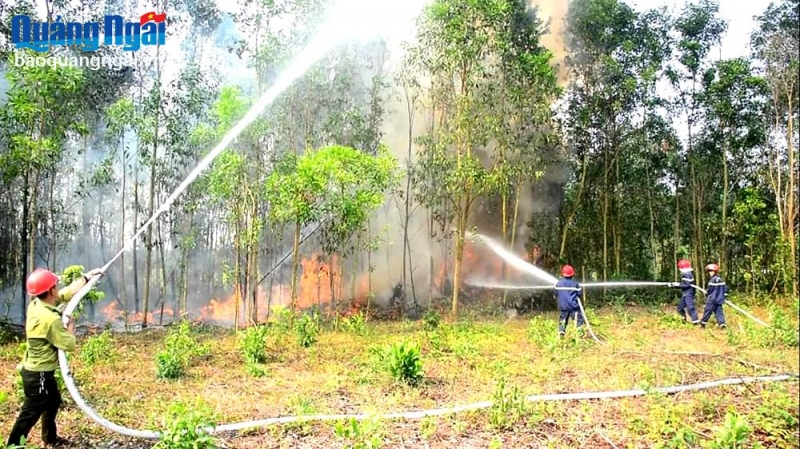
(628, 0, 772, 60)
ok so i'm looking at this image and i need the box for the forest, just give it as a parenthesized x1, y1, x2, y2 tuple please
(0, 0, 798, 447)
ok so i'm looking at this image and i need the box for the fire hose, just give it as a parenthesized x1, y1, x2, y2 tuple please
(56, 286, 797, 440)
(468, 280, 771, 328)
(58, 282, 794, 440)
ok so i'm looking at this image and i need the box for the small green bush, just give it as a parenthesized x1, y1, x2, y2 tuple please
(155, 320, 210, 379)
(80, 330, 117, 366)
(371, 341, 423, 385)
(295, 312, 320, 348)
(153, 400, 219, 449)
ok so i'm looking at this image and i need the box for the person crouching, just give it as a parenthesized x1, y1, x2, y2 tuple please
(555, 264, 584, 337)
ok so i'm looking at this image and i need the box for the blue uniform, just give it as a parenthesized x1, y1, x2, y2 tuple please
(674, 269, 698, 322)
(700, 274, 727, 327)
(555, 277, 584, 334)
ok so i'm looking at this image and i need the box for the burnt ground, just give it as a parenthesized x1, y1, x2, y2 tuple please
(1, 302, 798, 448)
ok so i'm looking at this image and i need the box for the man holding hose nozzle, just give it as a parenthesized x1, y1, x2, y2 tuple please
(6, 267, 103, 448)
(555, 264, 584, 337)
(669, 259, 699, 324)
(699, 263, 728, 329)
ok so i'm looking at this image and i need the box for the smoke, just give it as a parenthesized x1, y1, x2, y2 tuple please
(530, 0, 570, 85)
(1, 0, 572, 325)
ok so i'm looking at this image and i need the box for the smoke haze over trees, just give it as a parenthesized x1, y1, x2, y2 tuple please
(0, 0, 797, 325)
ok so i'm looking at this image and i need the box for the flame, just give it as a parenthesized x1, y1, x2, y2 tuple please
(100, 252, 375, 326)
(99, 240, 539, 326)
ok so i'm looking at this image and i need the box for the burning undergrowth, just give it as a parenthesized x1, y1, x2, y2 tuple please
(92, 237, 546, 329)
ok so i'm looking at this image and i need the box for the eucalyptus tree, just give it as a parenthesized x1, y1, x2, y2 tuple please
(561, 0, 673, 281)
(670, 0, 727, 285)
(751, 0, 799, 296)
(408, 0, 521, 316)
(0, 53, 86, 320)
(265, 145, 398, 312)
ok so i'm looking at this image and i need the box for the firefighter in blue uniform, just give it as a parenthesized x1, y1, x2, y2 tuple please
(555, 264, 583, 337)
(700, 263, 728, 328)
(670, 259, 699, 324)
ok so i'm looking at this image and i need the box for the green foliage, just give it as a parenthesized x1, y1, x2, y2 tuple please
(340, 311, 368, 334)
(709, 412, 752, 449)
(370, 341, 424, 385)
(742, 304, 800, 348)
(155, 321, 210, 379)
(59, 265, 105, 316)
(240, 324, 271, 364)
(79, 331, 117, 367)
(489, 377, 527, 430)
(422, 309, 441, 331)
(334, 418, 384, 449)
(295, 312, 320, 348)
(266, 144, 399, 252)
(153, 400, 219, 449)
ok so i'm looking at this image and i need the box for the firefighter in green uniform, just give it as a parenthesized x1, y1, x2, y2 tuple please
(6, 266, 103, 448)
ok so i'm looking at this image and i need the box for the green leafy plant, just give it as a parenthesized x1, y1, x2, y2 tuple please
(371, 341, 424, 385)
(153, 400, 219, 449)
(155, 320, 210, 379)
(334, 417, 384, 449)
(60, 265, 105, 317)
(710, 411, 751, 449)
(79, 330, 117, 366)
(295, 312, 320, 348)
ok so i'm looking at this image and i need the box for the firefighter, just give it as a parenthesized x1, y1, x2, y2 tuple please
(555, 264, 583, 337)
(670, 259, 699, 324)
(699, 263, 728, 329)
(6, 266, 103, 448)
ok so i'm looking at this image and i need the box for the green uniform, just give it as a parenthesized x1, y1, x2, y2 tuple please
(7, 288, 80, 448)
(22, 298, 76, 372)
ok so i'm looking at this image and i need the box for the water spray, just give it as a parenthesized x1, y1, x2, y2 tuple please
(467, 233, 601, 343)
(468, 232, 558, 284)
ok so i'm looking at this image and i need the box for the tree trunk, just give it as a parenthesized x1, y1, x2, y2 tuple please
(786, 97, 797, 297)
(721, 132, 729, 271)
(560, 151, 588, 259)
(500, 189, 509, 306)
(20, 170, 30, 321)
(289, 221, 301, 311)
(158, 219, 168, 326)
(234, 228, 241, 330)
(49, 173, 56, 269)
(142, 42, 162, 328)
(120, 139, 127, 322)
(28, 169, 40, 274)
(451, 193, 471, 317)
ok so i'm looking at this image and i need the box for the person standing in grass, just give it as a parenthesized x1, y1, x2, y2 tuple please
(555, 264, 583, 337)
(699, 263, 728, 329)
(6, 267, 102, 448)
(670, 259, 699, 324)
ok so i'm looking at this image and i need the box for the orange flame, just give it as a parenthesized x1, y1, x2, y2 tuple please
(100, 252, 375, 326)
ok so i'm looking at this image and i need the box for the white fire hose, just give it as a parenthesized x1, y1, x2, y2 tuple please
(58, 277, 796, 440)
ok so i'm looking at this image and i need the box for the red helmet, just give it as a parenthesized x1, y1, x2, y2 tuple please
(561, 265, 575, 277)
(677, 259, 691, 269)
(27, 268, 59, 296)
(705, 263, 720, 272)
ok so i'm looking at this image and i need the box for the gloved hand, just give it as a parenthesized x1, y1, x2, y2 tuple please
(84, 267, 104, 278)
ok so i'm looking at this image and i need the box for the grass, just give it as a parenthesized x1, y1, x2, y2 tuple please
(0, 300, 798, 449)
